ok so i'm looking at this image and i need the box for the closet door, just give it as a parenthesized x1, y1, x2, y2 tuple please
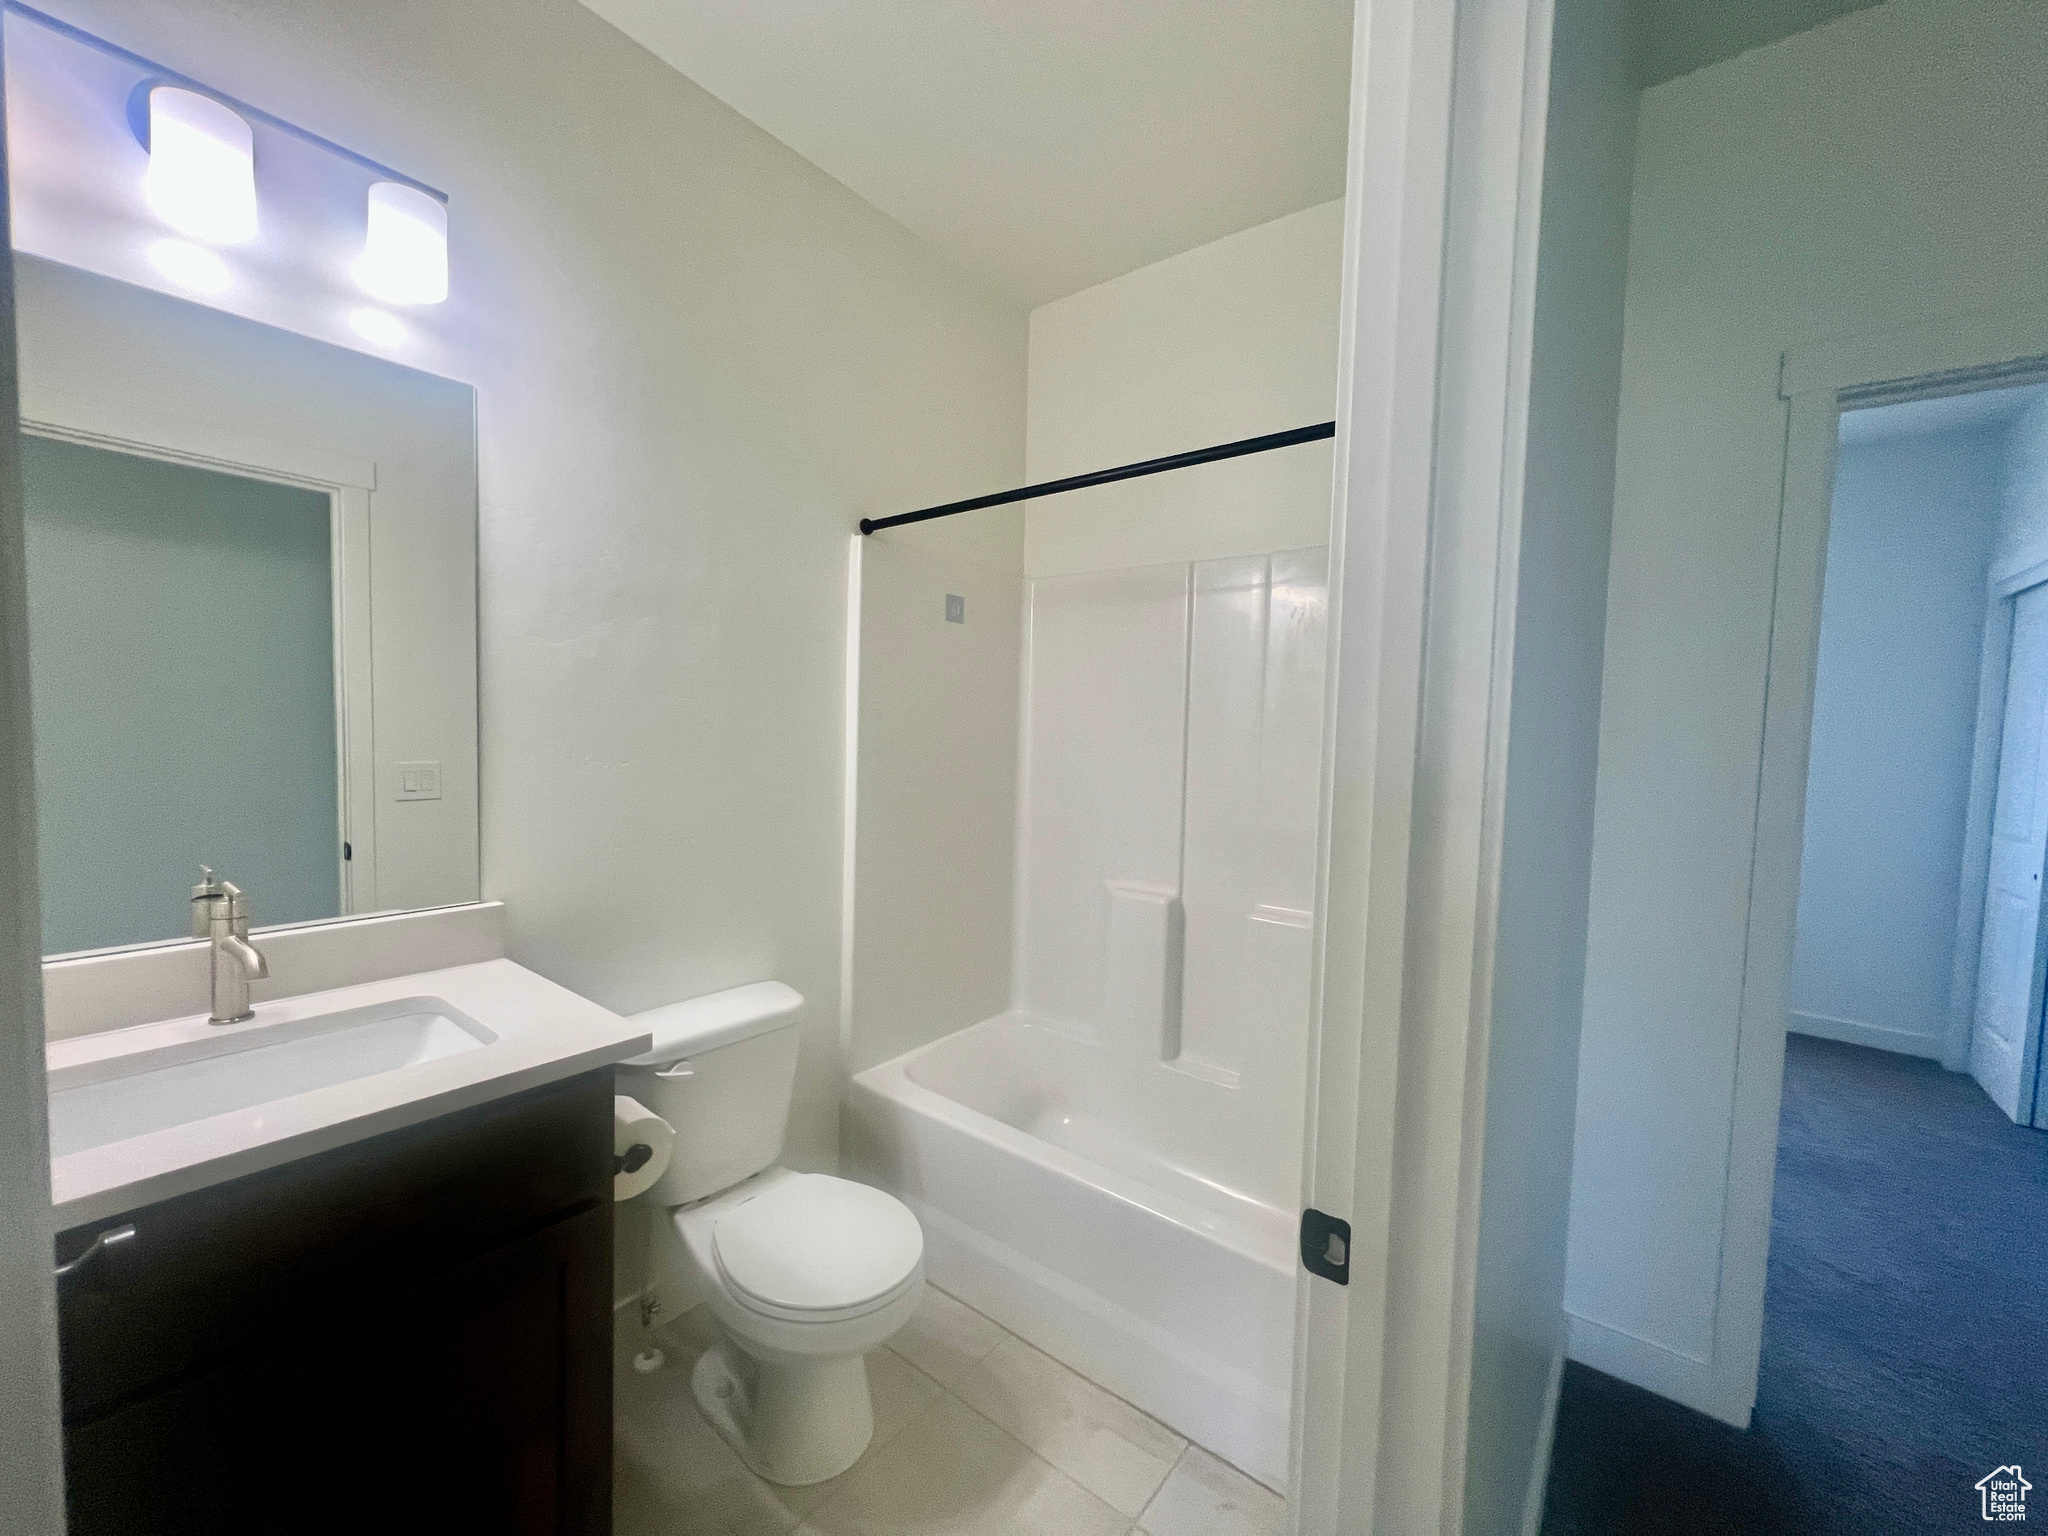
(1972, 580, 2048, 1123)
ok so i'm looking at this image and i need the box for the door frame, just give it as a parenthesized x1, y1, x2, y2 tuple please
(1290, 0, 1557, 1527)
(0, 26, 68, 1521)
(16, 395, 381, 919)
(1705, 305, 2048, 1424)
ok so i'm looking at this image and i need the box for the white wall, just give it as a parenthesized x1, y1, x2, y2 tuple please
(1024, 200, 1343, 576)
(1461, 0, 1635, 1527)
(51, 0, 1029, 1177)
(1787, 425, 2000, 1058)
(846, 518, 1023, 1075)
(1569, 0, 2048, 1422)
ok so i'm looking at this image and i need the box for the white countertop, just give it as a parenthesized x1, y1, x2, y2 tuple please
(47, 958, 651, 1228)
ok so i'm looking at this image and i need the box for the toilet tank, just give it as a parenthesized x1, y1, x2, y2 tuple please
(616, 981, 803, 1207)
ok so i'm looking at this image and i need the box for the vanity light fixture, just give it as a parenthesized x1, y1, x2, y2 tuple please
(354, 182, 447, 306)
(144, 86, 257, 245)
(3, 3, 456, 305)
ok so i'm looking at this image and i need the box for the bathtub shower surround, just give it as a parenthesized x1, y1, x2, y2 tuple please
(852, 545, 1326, 1485)
(1019, 551, 1324, 1112)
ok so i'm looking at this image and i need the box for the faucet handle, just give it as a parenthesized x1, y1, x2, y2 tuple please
(191, 866, 226, 937)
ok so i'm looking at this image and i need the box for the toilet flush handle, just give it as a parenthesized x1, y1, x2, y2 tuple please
(655, 1060, 695, 1080)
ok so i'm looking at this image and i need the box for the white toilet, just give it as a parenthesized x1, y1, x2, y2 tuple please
(619, 981, 925, 1487)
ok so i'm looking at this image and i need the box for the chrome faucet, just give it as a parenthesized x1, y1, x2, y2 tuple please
(191, 867, 269, 1024)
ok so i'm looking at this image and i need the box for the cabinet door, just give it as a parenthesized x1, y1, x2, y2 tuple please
(65, 1201, 612, 1536)
(58, 1070, 614, 1428)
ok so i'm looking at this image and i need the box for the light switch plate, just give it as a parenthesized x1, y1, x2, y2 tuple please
(395, 760, 443, 801)
(945, 594, 965, 623)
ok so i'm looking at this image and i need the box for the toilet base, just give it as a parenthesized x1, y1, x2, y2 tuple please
(691, 1339, 876, 1487)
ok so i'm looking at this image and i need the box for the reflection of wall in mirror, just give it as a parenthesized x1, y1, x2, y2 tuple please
(23, 439, 341, 954)
(14, 256, 481, 955)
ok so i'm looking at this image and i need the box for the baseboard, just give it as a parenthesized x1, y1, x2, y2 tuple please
(1787, 1010, 1941, 1060)
(1565, 1312, 1750, 1428)
(1518, 1345, 1566, 1536)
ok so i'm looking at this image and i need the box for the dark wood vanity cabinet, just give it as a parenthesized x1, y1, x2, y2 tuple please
(54, 1069, 617, 1536)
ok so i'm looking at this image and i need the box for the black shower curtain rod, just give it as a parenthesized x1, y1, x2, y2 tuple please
(857, 420, 1338, 536)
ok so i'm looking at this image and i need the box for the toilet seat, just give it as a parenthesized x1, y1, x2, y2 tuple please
(712, 1173, 924, 1323)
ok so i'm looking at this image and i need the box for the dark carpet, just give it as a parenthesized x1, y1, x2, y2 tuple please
(1541, 1033, 2048, 1534)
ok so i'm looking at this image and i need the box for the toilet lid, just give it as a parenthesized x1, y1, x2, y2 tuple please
(713, 1174, 924, 1314)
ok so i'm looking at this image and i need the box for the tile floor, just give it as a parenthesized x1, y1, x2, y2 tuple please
(614, 1284, 1286, 1536)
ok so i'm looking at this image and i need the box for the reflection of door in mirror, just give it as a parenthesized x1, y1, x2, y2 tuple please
(22, 437, 363, 954)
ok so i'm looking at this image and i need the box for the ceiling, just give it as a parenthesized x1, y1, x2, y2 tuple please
(1839, 383, 2048, 447)
(1632, 0, 1884, 88)
(577, 0, 1353, 308)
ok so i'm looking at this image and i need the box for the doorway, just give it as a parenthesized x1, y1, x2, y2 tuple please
(1763, 380, 2048, 1521)
(1964, 561, 2048, 1125)
(1546, 373, 2048, 1533)
(1788, 382, 2048, 1127)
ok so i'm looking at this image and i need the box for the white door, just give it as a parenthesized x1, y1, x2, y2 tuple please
(1972, 580, 2048, 1123)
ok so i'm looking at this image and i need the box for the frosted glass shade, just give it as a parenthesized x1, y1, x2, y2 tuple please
(354, 182, 448, 306)
(145, 87, 257, 245)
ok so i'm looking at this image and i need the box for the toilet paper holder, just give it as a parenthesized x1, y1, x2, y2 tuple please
(616, 1143, 656, 1177)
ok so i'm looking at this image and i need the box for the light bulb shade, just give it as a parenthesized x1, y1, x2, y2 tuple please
(354, 182, 448, 305)
(145, 87, 257, 245)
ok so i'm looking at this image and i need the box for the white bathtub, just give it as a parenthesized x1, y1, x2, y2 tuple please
(847, 1010, 1299, 1487)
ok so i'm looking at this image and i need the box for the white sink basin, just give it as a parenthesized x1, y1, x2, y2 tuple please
(47, 997, 495, 1158)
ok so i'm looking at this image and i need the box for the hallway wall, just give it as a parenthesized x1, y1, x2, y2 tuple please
(1462, 0, 1637, 1525)
(1787, 424, 2001, 1058)
(1568, 0, 2048, 1423)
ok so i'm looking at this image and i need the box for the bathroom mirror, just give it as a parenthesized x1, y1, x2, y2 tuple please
(15, 256, 480, 956)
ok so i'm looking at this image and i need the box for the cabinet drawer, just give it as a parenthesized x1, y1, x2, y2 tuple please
(56, 1068, 612, 1424)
